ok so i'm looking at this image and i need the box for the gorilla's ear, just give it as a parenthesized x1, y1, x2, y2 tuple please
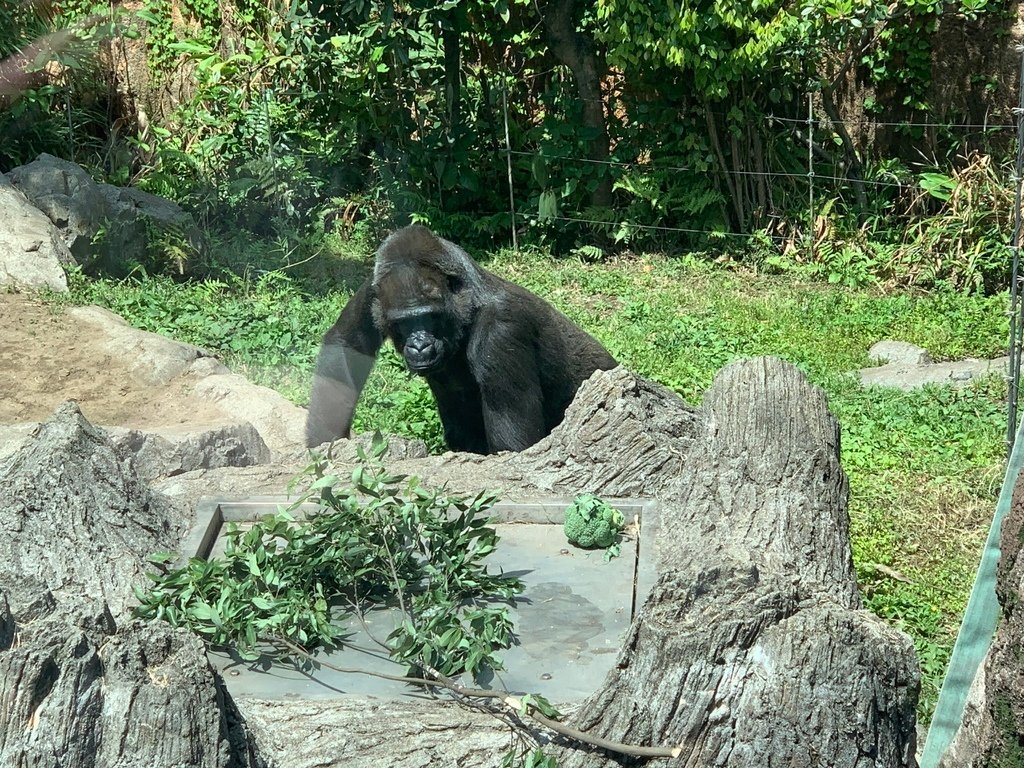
(305, 280, 383, 448)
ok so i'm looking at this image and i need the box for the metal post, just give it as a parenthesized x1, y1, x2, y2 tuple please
(501, 84, 518, 251)
(1007, 45, 1024, 452)
(807, 93, 815, 263)
(65, 87, 75, 163)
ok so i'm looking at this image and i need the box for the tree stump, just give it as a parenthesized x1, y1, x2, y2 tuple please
(0, 402, 252, 767)
(554, 357, 919, 767)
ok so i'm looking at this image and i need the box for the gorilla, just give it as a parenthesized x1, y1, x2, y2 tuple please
(305, 224, 618, 454)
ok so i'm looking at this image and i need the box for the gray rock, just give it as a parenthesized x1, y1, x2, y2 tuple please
(554, 358, 918, 768)
(870, 340, 933, 366)
(6, 154, 110, 263)
(1, 420, 271, 483)
(192, 372, 309, 458)
(69, 304, 218, 386)
(189, 356, 231, 377)
(0, 401, 181, 617)
(0, 402, 254, 767)
(0, 173, 74, 292)
(95, 183, 204, 275)
(7, 153, 202, 275)
(504, 367, 698, 497)
(0, 422, 37, 463)
(107, 421, 272, 482)
(860, 356, 1008, 390)
(0, 591, 249, 768)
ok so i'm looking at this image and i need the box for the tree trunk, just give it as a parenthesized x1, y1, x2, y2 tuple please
(705, 108, 743, 231)
(0, 402, 254, 767)
(442, 13, 461, 138)
(540, 0, 613, 209)
(554, 358, 919, 767)
(820, 85, 869, 214)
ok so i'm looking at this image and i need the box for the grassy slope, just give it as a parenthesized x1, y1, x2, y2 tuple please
(66, 244, 1008, 723)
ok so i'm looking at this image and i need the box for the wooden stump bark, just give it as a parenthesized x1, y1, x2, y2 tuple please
(554, 358, 919, 767)
(0, 402, 253, 768)
(504, 367, 700, 498)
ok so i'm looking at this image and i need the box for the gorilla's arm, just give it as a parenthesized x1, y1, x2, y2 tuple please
(468, 306, 547, 452)
(305, 281, 382, 448)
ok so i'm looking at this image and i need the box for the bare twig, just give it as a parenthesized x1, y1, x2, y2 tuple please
(272, 637, 683, 759)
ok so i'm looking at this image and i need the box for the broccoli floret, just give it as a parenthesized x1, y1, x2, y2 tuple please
(563, 494, 625, 550)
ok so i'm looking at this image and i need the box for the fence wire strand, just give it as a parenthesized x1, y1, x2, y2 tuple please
(504, 149, 916, 189)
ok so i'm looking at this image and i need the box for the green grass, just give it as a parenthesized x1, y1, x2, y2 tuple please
(62, 241, 1009, 725)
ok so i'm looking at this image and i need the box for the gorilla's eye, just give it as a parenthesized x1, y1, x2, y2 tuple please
(447, 274, 464, 293)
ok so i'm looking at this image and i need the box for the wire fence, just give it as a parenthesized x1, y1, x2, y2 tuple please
(493, 82, 1024, 450)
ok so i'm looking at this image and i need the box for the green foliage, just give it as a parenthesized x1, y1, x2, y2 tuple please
(135, 438, 523, 680)
(761, 153, 1014, 293)
(3, 0, 1014, 263)
(895, 154, 1014, 293)
(835, 375, 1005, 720)
(0, 4, 123, 171)
(563, 495, 625, 556)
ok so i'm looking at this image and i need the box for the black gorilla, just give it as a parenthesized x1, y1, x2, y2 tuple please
(306, 225, 618, 454)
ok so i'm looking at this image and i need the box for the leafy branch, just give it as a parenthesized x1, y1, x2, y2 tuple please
(134, 435, 522, 681)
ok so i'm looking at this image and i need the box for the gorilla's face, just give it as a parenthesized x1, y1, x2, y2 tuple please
(376, 263, 460, 375)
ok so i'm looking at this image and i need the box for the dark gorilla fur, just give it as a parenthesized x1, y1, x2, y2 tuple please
(306, 224, 618, 454)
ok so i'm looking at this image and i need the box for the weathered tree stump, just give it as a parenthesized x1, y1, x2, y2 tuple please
(0, 402, 252, 767)
(554, 358, 919, 767)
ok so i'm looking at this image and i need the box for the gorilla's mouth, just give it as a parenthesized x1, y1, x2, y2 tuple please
(406, 359, 441, 374)
(404, 349, 445, 374)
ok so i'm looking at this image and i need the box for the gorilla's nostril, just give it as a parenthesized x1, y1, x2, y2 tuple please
(408, 341, 433, 354)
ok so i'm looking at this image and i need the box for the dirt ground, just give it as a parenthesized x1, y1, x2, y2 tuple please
(0, 292, 227, 429)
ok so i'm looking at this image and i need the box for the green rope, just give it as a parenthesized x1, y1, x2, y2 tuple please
(919, 417, 1024, 766)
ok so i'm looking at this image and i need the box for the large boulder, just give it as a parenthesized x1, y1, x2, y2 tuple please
(0, 401, 180, 615)
(0, 173, 75, 291)
(7, 154, 203, 275)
